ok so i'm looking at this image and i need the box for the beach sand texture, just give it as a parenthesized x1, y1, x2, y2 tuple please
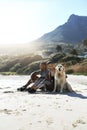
(0, 75, 87, 130)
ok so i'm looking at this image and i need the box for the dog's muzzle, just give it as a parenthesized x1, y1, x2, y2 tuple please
(59, 68, 61, 71)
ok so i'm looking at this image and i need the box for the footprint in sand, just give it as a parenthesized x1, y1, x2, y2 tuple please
(38, 121, 42, 123)
(46, 118, 54, 125)
(3, 91, 14, 93)
(56, 97, 60, 99)
(66, 109, 72, 111)
(22, 109, 27, 111)
(0, 109, 12, 115)
(0, 109, 20, 115)
(29, 123, 32, 125)
(72, 119, 86, 128)
(37, 105, 40, 107)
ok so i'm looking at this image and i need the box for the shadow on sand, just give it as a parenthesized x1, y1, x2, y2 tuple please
(34, 91, 87, 99)
(17, 89, 87, 99)
(66, 92, 87, 99)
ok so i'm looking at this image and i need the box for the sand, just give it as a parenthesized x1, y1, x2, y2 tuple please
(0, 75, 87, 130)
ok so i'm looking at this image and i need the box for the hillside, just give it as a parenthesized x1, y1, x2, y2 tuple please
(36, 14, 87, 45)
(0, 14, 87, 75)
(0, 14, 87, 56)
(0, 53, 87, 75)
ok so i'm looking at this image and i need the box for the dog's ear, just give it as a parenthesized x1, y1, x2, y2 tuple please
(55, 66, 56, 69)
(62, 63, 65, 67)
(63, 67, 65, 71)
(62, 63, 67, 68)
(55, 66, 58, 70)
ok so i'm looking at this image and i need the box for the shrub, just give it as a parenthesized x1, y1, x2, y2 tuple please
(43, 51, 53, 57)
(70, 49, 78, 56)
(66, 69, 74, 74)
(17, 61, 41, 75)
(50, 53, 65, 63)
(56, 45, 62, 52)
(61, 55, 82, 63)
(10, 63, 21, 72)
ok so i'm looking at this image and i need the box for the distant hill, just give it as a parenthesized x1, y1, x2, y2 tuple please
(0, 43, 39, 56)
(1, 14, 87, 56)
(36, 14, 87, 44)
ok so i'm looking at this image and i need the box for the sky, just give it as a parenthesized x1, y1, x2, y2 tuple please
(0, 0, 87, 44)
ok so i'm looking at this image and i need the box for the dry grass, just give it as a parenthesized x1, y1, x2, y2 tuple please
(71, 64, 87, 72)
(66, 61, 87, 75)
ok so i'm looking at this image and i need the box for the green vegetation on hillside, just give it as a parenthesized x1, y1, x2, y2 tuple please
(0, 52, 87, 75)
(0, 54, 43, 75)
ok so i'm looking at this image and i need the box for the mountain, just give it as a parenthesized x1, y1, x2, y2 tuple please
(36, 14, 87, 44)
(1, 14, 87, 56)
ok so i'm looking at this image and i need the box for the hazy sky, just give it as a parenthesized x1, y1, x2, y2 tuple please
(0, 0, 87, 44)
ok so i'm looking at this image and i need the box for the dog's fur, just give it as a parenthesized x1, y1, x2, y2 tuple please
(53, 64, 73, 93)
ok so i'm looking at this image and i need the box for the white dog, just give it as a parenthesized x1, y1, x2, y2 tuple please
(53, 64, 73, 93)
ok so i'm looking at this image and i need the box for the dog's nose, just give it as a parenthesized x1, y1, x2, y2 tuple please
(59, 68, 61, 71)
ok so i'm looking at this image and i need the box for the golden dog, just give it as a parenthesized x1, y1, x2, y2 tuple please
(53, 64, 73, 93)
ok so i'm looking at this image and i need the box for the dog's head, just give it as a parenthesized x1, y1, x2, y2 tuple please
(55, 64, 65, 74)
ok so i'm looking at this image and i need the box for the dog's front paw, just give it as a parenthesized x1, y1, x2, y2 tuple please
(60, 90, 63, 94)
(52, 89, 56, 93)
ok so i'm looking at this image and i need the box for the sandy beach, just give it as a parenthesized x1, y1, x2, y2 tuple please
(0, 75, 87, 130)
